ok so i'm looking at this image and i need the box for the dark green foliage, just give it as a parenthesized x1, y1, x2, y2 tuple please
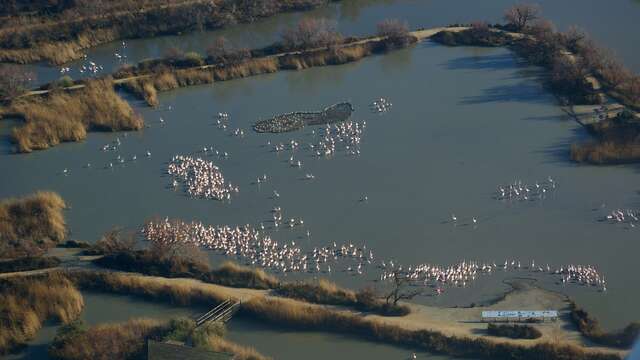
(487, 323, 542, 339)
(0, 256, 60, 273)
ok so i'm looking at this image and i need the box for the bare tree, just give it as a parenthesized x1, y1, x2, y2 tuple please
(376, 18, 409, 39)
(562, 26, 586, 52)
(163, 46, 184, 62)
(207, 36, 231, 59)
(281, 18, 342, 50)
(384, 269, 422, 306)
(504, 3, 540, 31)
(206, 36, 250, 64)
(525, 19, 556, 38)
(0, 64, 35, 100)
(96, 228, 136, 254)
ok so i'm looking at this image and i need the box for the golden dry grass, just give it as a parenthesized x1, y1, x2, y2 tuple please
(202, 336, 271, 360)
(0, 191, 66, 258)
(48, 318, 162, 360)
(213, 261, 279, 289)
(0, 273, 84, 354)
(570, 142, 640, 164)
(9, 79, 143, 152)
(70, 271, 228, 306)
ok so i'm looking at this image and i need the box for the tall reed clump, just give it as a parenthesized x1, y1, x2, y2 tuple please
(48, 318, 164, 360)
(241, 297, 620, 360)
(69, 271, 228, 307)
(0, 273, 84, 354)
(569, 302, 640, 349)
(9, 79, 143, 152)
(0, 191, 66, 258)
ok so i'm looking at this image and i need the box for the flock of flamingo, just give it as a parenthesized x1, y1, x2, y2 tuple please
(142, 217, 607, 294)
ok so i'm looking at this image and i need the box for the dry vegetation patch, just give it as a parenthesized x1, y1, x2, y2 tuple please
(0, 273, 83, 354)
(9, 79, 143, 152)
(0, 191, 66, 258)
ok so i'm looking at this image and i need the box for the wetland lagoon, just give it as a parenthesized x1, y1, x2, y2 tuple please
(1, 1, 640, 359)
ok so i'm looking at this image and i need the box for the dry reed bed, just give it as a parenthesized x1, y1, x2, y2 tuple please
(0, 273, 84, 354)
(48, 318, 163, 360)
(9, 79, 143, 152)
(0, 191, 66, 258)
(121, 38, 413, 107)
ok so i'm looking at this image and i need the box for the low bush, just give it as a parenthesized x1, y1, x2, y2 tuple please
(432, 26, 512, 47)
(487, 323, 542, 339)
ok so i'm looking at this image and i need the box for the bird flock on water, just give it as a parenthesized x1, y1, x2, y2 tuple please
(494, 177, 557, 202)
(142, 217, 606, 295)
(167, 155, 238, 201)
(370, 97, 392, 113)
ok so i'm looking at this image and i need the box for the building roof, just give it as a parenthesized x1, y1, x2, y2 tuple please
(147, 340, 233, 360)
(481, 310, 558, 319)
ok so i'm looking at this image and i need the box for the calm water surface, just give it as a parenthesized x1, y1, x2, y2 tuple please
(2, 42, 639, 330)
(21, 0, 640, 85)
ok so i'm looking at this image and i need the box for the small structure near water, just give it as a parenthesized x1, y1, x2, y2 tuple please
(481, 310, 558, 323)
(253, 102, 354, 133)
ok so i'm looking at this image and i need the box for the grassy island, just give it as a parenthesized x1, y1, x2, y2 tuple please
(7, 79, 143, 153)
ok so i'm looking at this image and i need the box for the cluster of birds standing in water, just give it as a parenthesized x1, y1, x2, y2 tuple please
(142, 217, 606, 295)
(494, 177, 557, 202)
(59, 41, 128, 76)
(370, 97, 393, 113)
(603, 208, 639, 228)
(57, 97, 616, 299)
(167, 155, 238, 201)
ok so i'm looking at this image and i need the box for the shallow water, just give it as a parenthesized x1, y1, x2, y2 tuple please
(20, 0, 640, 86)
(2, 40, 639, 332)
